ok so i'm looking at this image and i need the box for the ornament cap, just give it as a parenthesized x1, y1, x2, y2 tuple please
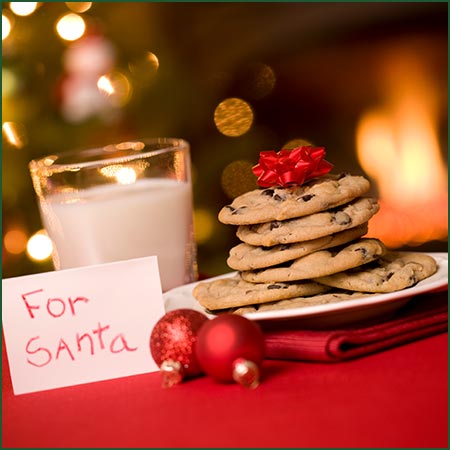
(232, 357, 260, 389)
(160, 359, 184, 388)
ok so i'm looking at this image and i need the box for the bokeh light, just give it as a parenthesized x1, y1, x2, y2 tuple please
(26, 230, 53, 261)
(97, 72, 132, 106)
(2, 122, 28, 148)
(97, 75, 114, 95)
(283, 138, 314, 149)
(194, 209, 215, 244)
(214, 98, 254, 137)
(115, 167, 137, 185)
(2, 68, 20, 97)
(56, 13, 86, 42)
(244, 63, 276, 99)
(221, 160, 259, 199)
(2, 14, 12, 40)
(4, 228, 28, 255)
(10, 2, 38, 17)
(65, 2, 93, 13)
(100, 164, 145, 182)
(128, 51, 159, 84)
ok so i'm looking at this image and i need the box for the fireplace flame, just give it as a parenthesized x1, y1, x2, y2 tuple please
(356, 53, 447, 248)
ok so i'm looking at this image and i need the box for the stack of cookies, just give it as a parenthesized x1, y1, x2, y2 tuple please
(193, 173, 437, 314)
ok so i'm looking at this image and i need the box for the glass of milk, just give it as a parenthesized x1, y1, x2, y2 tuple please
(29, 138, 197, 291)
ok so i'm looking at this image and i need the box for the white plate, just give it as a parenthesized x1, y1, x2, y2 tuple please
(164, 252, 448, 328)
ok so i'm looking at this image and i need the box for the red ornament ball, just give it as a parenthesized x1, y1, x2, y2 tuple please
(150, 309, 208, 387)
(195, 314, 265, 386)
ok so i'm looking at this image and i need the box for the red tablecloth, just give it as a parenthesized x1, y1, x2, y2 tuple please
(3, 314, 448, 448)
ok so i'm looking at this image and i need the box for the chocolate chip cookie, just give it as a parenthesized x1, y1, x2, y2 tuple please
(314, 252, 438, 293)
(240, 238, 386, 283)
(227, 223, 368, 271)
(236, 197, 380, 247)
(192, 274, 328, 310)
(218, 173, 370, 225)
(232, 291, 373, 314)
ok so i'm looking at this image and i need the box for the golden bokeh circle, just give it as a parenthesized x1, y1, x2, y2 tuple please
(282, 138, 314, 150)
(194, 208, 215, 244)
(221, 160, 259, 199)
(214, 98, 254, 137)
(246, 63, 276, 99)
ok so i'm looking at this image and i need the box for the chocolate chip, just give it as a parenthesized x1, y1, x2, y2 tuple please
(299, 194, 315, 202)
(269, 221, 281, 230)
(333, 212, 352, 225)
(386, 271, 394, 280)
(355, 247, 368, 256)
(225, 205, 235, 212)
(231, 206, 247, 215)
(273, 194, 284, 201)
(267, 284, 282, 289)
(328, 248, 340, 257)
(261, 189, 274, 197)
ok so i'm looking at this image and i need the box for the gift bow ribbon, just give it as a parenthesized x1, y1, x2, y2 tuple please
(252, 146, 333, 188)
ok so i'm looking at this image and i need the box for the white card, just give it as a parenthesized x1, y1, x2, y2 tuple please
(2, 256, 165, 395)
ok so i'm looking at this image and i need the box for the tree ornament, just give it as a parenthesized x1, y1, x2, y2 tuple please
(195, 314, 265, 388)
(150, 309, 208, 388)
(252, 146, 333, 188)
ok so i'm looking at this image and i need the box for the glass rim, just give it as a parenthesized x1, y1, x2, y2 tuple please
(29, 137, 189, 172)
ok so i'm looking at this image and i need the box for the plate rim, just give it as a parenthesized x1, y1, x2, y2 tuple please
(163, 252, 448, 322)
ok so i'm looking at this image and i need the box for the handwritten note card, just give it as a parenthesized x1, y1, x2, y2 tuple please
(2, 256, 166, 395)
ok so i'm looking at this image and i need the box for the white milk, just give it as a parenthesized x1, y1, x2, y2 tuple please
(39, 178, 195, 292)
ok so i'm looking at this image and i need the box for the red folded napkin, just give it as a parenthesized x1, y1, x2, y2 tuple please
(262, 290, 448, 362)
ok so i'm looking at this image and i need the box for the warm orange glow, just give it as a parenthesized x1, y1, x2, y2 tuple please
(4, 228, 28, 255)
(356, 52, 447, 248)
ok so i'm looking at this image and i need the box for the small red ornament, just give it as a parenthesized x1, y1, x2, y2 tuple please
(195, 314, 265, 388)
(150, 309, 209, 388)
(252, 146, 333, 188)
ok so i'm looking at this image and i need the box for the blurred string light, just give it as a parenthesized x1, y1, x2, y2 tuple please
(2, 122, 28, 148)
(2, 68, 20, 97)
(97, 75, 114, 95)
(115, 167, 137, 184)
(99, 164, 143, 184)
(221, 160, 259, 199)
(128, 51, 159, 84)
(65, 2, 92, 13)
(97, 72, 132, 106)
(244, 63, 276, 100)
(26, 230, 53, 261)
(2, 14, 12, 40)
(9, 2, 38, 17)
(214, 98, 254, 137)
(56, 13, 86, 42)
(4, 228, 28, 255)
(194, 209, 215, 245)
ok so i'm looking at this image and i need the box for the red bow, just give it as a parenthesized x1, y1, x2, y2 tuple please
(252, 146, 333, 188)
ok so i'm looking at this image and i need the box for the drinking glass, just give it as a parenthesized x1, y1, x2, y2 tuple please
(29, 138, 197, 291)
